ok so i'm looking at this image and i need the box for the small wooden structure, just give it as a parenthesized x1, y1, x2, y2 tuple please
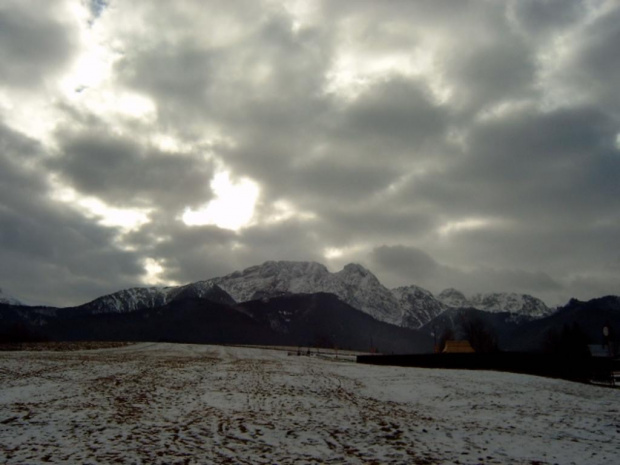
(442, 340, 475, 353)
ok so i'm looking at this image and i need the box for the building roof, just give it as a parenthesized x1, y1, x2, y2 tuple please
(443, 340, 475, 353)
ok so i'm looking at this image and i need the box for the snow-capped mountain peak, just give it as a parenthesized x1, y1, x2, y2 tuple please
(83, 286, 177, 314)
(437, 289, 551, 318)
(210, 261, 331, 302)
(211, 261, 403, 325)
(340, 263, 372, 277)
(0, 287, 22, 306)
(80, 281, 234, 314)
(335, 263, 383, 290)
(47, 260, 554, 330)
(469, 292, 551, 317)
(436, 288, 468, 308)
(392, 285, 446, 329)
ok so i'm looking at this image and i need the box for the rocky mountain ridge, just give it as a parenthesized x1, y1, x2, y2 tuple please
(0, 288, 22, 306)
(437, 288, 551, 318)
(208, 261, 403, 325)
(392, 285, 445, 329)
(78, 281, 235, 314)
(44, 260, 556, 329)
(3, 263, 619, 352)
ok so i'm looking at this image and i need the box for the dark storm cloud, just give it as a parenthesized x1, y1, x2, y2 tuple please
(0, 123, 145, 306)
(1, 1, 619, 306)
(114, 3, 331, 129)
(123, 217, 326, 285)
(219, 75, 452, 218)
(321, 0, 535, 110)
(567, 274, 620, 303)
(290, 160, 400, 203)
(403, 104, 620, 225)
(370, 245, 562, 298)
(321, 0, 491, 26)
(234, 221, 327, 267)
(316, 207, 438, 247)
(110, 2, 454, 220)
(111, 2, 339, 207)
(383, 101, 620, 295)
(50, 129, 215, 210)
(0, 1, 75, 88)
(562, 5, 620, 109)
(443, 34, 536, 112)
(439, 221, 620, 278)
(125, 221, 240, 284)
(116, 45, 217, 121)
(509, 0, 585, 39)
(338, 78, 449, 154)
(370, 245, 441, 283)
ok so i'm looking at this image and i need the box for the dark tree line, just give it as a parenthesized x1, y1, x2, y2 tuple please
(459, 315, 498, 353)
(436, 315, 499, 353)
(0, 323, 48, 344)
(543, 323, 590, 356)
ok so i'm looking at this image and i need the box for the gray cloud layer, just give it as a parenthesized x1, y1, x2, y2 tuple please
(0, 1, 76, 88)
(0, 0, 618, 306)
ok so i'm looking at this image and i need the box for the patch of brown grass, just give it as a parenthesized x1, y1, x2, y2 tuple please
(0, 341, 134, 351)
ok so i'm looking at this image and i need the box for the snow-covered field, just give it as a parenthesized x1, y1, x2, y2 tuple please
(1, 344, 619, 464)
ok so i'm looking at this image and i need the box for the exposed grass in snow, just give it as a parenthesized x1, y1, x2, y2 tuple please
(0, 341, 134, 352)
(1, 343, 619, 464)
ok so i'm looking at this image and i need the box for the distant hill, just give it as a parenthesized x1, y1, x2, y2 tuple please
(0, 293, 433, 353)
(0, 288, 22, 306)
(421, 307, 527, 350)
(504, 296, 620, 351)
(17, 260, 555, 329)
(437, 288, 551, 318)
(2, 260, 618, 352)
(421, 296, 620, 352)
(237, 293, 432, 353)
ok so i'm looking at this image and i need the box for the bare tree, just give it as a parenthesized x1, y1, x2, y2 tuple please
(437, 327, 455, 353)
(459, 315, 498, 353)
(543, 323, 589, 356)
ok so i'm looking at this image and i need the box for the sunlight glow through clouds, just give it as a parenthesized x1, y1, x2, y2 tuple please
(0, 1, 154, 146)
(323, 243, 368, 263)
(323, 247, 344, 259)
(262, 200, 317, 225)
(438, 218, 503, 237)
(182, 171, 260, 231)
(324, 45, 451, 103)
(61, 1, 156, 122)
(0, 90, 60, 146)
(60, 28, 112, 92)
(50, 177, 151, 232)
(151, 133, 192, 154)
(142, 257, 174, 286)
(78, 198, 150, 231)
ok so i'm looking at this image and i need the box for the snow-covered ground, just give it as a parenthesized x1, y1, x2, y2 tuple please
(1, 344, 618, 464)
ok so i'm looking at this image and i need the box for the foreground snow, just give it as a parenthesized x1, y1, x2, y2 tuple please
(0, 344, 618, 464)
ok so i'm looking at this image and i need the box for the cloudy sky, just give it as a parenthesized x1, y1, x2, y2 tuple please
(1, 0, 619, 307)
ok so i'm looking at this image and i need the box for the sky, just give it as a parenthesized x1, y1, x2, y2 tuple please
(1, 0, 619, 307)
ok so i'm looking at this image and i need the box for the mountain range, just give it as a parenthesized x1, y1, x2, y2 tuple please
(1, 260, 618, 352)
(51, 261, 553, 328)
(0, 288, 22, 306)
